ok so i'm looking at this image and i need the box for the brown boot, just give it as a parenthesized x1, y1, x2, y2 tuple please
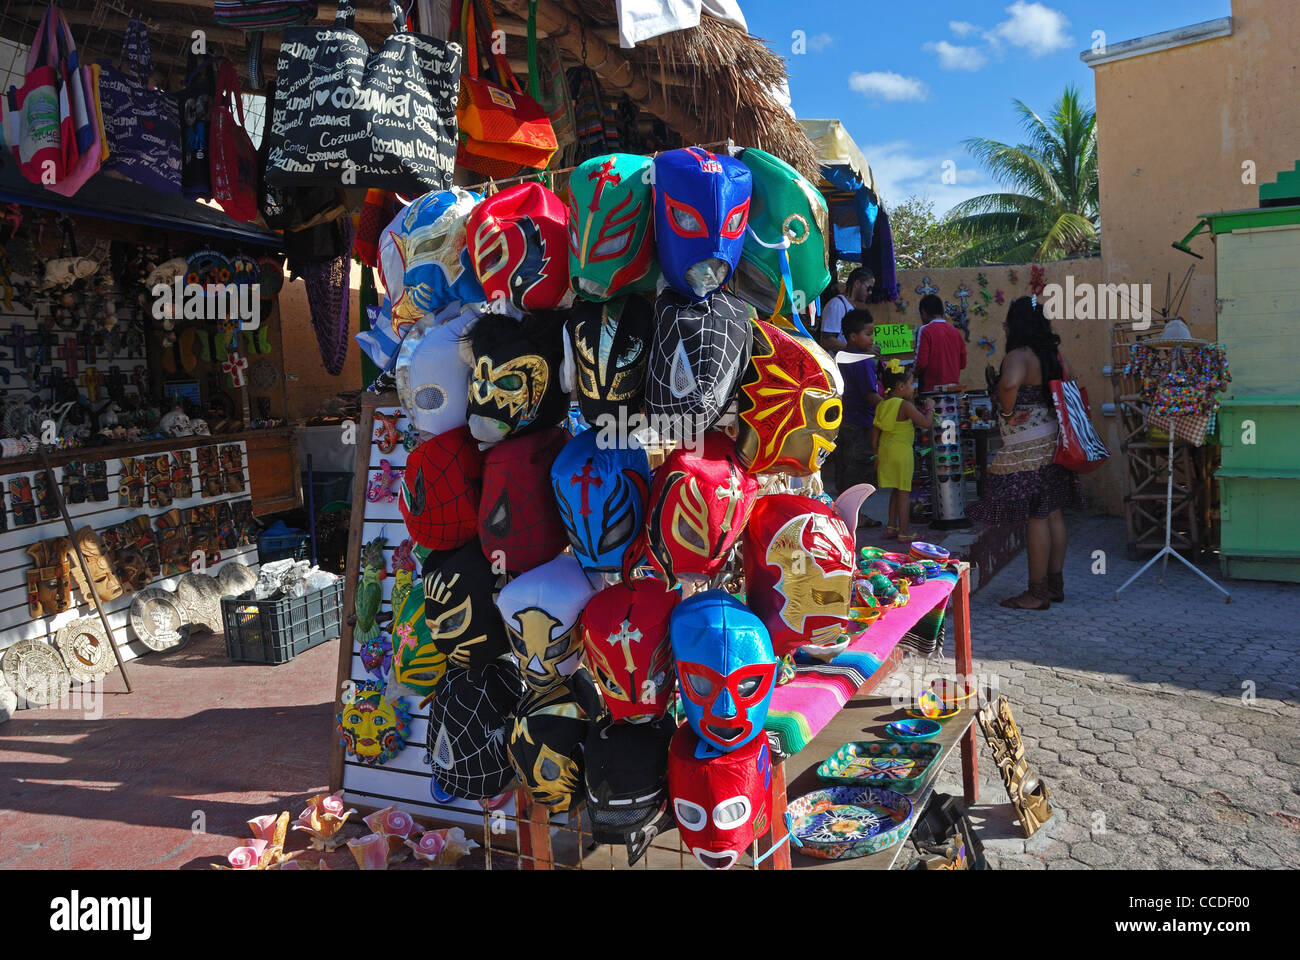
(999, 580, 1051, 610)
(1046, 571, 1065, 603)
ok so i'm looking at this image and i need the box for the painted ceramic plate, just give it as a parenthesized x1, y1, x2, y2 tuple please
(909, 541, 950, 562)
(129, 587, 188, 652)
(2, 638, 71, 706)
(885, 718, 943, 742)
(906, 705, 960, 721)
(788, 786, 914, 860)
(54, 617, 114, 683)
(817, 740, 943, 792)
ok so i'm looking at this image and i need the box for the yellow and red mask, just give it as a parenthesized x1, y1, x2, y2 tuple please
(580, 577, 679, 723)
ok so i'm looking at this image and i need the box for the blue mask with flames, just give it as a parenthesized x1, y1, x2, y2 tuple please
(653, 147, 752, 301)
(550, 427, 650, 572)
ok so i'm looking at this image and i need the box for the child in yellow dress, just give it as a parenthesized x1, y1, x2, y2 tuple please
(872, 360, 935, 541)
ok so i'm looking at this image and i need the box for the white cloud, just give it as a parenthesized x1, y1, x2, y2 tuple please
(864, 140, 991, 216)
(807, 32, 833, 52)
(848, 71, 929, 102)
(988, 1, 1072, 56)
(949, 20, 981, 38)
(923, 40, 987, 71)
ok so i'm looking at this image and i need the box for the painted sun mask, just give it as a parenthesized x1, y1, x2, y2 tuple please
(736, 319, 845, 475)
(551, 427, 650, 573)
(465, 311, 567, 444)
(568, 153, 659, 301)
(668, 722, 772, 870)
(580, 577, 679, 722)
(742, 494, 856, 658)
(466, 182, 569, 312)
(337, 679, 413, 766)
(652, 146, 752, 300)
(565, 296, 653, 425)
(670, 590, 776, 754)
(509, 699, 590, 814)
(422, 540, 509, 671)
(389, 547, 450, 699)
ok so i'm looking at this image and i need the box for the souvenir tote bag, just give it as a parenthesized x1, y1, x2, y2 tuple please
(209, 59, 259, 221)
(47, 60, 102, 198)
(1051, 378, 1110, 474)
(97, 17, 182, 194)
(4, 5, 75, 186)
(266, 0, 461, 195)
(212, 0, 318, 87)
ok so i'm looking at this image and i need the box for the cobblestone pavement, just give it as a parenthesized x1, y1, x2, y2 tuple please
(893, 515, 1300, 870)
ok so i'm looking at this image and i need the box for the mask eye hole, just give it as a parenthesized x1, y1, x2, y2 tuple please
(684, 670, 714, 698)
(713, 796, 752, 829)
(616, 340, 644, 368)
(736, 676, 761, 698)
(673, 798, 707, 829)
(544, 637, 572, 661)
(665, 195, 707, 238)
(669, 341, 697, 399)
(675, 511, 707, 551)
(720, 200, 749, 239)
(496, 373, 523, 390)
(539, 757, 561, 781)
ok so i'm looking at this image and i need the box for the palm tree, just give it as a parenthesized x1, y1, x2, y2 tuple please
(947, 86, 1100, 265)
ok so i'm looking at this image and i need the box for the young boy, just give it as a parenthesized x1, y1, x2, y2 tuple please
(823, 309, 883, 525)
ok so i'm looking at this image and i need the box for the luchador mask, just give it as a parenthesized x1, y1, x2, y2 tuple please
(565, 296, 653, 426)
(730, 148, 831, 317)
(399, 427, 483, 550)
(426, 662, 524, 800)
(568, 153, 658, 301)
(466, 182, 569, 312)
(551, 428, 650, 573)
(389, 546, 450, 699)
(394, 305, 477, 436)
(585, 715, 676, 866)
(579, 577, 679, 722)
(667, 722, 772, 870)
(644, 289, 752, 440)
(464, 311, 567, 444)
(652, 146, 752, 300)
(390, 188, 485, 329)
(644, 433, 758, 587)
(736, 319, 845, 476)
(496, 553, 597, 706)
(422, 540, 509, 671)
(478, 428, 569, 574)
(337, 679, 413, 767)
(377, 202, 409, 306)
(670, 589, 777, 753)
(742, 494, 855, 658)
(509, 699, 590, 814)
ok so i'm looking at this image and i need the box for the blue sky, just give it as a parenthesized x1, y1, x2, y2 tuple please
(741, 0, 1232, 215)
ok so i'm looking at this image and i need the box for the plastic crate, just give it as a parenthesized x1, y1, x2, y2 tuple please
(221, 580, 344, 664)
(258, 529, 310, 565)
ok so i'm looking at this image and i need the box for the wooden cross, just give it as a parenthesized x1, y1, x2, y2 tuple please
(3, 324, 27, 366)
(77, 324, 98, 364)
(131, 365, 147, 392)
(33, 327, 55, 365)
(58, 336, 80, 377)
(81, 366, 104, 403)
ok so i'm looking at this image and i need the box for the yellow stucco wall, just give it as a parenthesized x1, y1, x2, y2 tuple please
(277, 262, 365, 421)
(1090, 0, 1300, 341)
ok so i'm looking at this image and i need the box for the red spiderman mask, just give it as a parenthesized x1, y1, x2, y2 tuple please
(466, 182, 569, 312)
(742, 494, 855, 658)
(643, 433, 757, 587)
(667, 723, 772, 871)
(580, 577, 679, 722)
(399, 427, 484, 550)
(478, 428, 569, 574)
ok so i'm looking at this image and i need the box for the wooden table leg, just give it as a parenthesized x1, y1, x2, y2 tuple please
(514, 786, 554, 870)
(756, 757, 791, 870)
(953, 565, 979, 805)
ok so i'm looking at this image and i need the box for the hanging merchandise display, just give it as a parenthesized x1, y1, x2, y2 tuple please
(730, 147, 831, 318)
(466, 183, 570, 313)
(393, 306, 478, 436)
(337, 678, 412, 766)
(178, 53, 217, 200)
(211, 0, 318, 90)
(478, 428, 570, 574)
(580, 576, 679, 723)
(292, 216, 355, 376)
(550, 427, 650, 573)
(565, 296, 654, 426)
(652, 146, 752, 301)
(742, 494, 856, 658)
(509, 697, 590, 814)
(388, 188, 485, 331)
(267, 0, 462, 194)
(736, 319, 844, 476)
(464, 310, 568, 443)
(422, 540, 509, 670)
(399, 427, 484, 550)
(568, 153, 659, 301)
(208, 60, 260, 223)
(584, 715, 676, 866)
(426, 661, 524, 800)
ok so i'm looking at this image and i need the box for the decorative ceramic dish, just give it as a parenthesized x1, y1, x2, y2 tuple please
(788, 786, 914, 860)
(907, 690, 960, 721)
(909, 541, 950, 562)
(885, 718, 943, 742)
(817, 740, 943, 792)
(931, 678, 976, 712)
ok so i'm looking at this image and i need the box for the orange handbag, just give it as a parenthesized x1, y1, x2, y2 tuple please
(455, 0, 556, 175)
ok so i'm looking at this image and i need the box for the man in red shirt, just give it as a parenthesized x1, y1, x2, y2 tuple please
(913, 294, 967, 392)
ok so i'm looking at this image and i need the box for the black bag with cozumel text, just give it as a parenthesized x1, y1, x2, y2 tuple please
(265, 0, 461, 195)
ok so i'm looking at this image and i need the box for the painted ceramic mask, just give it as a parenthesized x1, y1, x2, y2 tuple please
(551, 427, 650, 573)
(670, 589, 776, 754)
(422, 540, 509, 671)
(426, 662, 523, 800)
(509, 699, 590, 814)
(394, 305, 477, 436)
(644, 288, 752, 441)
(668, 722, 772, 870)
(466, 182, 569, 312)
(390, 187, 485, 328)
(568, 153, 659, 301)
(742, 493, 856, 658)
(478, 428, 570, 574)
(730, 147, 831, 317)
(579, 576, 679, 722)
(565, 296, 653, 426)
(736, 319, 845, 475)
(644, 433, 758, 588)
(337, 679, 413, 766)
(389, 547, 450, 699)
(399, 427, 484, 550)
(652, 146, 751, 300)
(464, 310, 567, 443)
(585, 715, 676, 866)
(496, 553, 597, 707)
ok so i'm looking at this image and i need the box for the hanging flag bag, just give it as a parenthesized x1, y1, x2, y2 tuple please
(4, 5, 75, 186)
(209, 59, 259, 222)
(46, 11, 104, 199)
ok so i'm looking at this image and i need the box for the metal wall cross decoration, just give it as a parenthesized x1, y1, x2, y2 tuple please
(3, 324, 28, 366)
